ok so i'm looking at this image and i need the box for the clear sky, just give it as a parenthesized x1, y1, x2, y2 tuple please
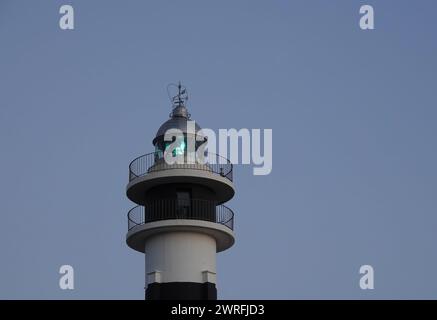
(1, 0, 436, 299)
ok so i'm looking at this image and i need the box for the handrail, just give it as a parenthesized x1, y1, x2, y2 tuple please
(128, 152, 233, 182)
(127, 199, 234, 231)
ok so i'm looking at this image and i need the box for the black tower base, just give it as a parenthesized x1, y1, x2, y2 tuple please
(145, 282, 217, 300)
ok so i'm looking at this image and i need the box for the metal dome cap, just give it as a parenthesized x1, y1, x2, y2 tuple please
(152, 82, 205, 146)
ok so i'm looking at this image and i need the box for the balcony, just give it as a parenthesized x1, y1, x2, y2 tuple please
(126, 152, 235, 205)
(127, 199, 234, 231)
(128, 152, 233, 183)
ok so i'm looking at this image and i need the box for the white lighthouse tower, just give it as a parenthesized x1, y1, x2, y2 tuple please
(126, 83, 235, 299)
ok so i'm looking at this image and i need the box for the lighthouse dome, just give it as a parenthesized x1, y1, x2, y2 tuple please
(152, 105, 203, 145)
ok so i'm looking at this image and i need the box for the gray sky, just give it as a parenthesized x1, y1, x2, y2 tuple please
(1, 0, 436, 299)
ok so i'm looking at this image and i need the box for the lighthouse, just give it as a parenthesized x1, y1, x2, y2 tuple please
(125, 83, 236, 300)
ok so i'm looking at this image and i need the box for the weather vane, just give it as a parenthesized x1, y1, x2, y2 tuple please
(167, 81, 189, 108)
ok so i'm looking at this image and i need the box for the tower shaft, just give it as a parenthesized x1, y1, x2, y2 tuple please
(145, 231, 217, 299)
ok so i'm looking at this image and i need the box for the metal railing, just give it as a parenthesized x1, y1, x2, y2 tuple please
(127, 199, 234, 231)
(128, 152, 233, 182)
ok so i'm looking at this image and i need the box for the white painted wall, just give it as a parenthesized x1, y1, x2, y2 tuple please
(145, 231, 217, 284)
